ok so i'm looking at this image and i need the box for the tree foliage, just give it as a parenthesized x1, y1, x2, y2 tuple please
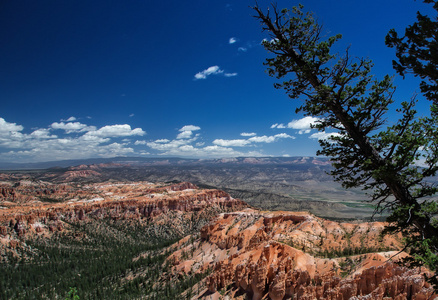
(253, 2, 438, 287)
(386, 0, 438, 106)
(65, 287, 80, 300)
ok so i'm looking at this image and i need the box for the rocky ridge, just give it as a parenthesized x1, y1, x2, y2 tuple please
(168, 209, 436, 299)
(0, 181, 248, 258)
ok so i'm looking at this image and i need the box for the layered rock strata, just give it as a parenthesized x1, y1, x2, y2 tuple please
(169, 209, 436, 299)
(0, 182, 248, 253)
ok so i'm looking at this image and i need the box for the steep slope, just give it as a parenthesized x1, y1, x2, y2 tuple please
(0, 177, 436, 299)
(0, 181, 248, 299)
(168, 209, 436, 299)
(0, 181, 248, 257)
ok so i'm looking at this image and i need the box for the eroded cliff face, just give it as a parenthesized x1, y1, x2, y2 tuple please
(168, 209, 436, 300)
(0, 181, 248, 259)
(1, 177, 436, 299)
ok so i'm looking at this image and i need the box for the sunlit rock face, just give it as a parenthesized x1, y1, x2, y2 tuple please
(0, 181, 248, 256)
(1, 176, 435, 299)
(169, 209, 436, 300)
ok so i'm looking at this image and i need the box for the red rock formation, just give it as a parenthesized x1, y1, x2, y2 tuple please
(170, 209, 436, 299)
(0, 181, 248, 241)
(59, 170, 101, 181)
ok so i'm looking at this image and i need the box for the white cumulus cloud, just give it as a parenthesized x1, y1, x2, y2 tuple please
(30, 129, 57, 139)
(0, 118, 23, 134)
(272, 116, 321, 134)
(155, 139, 170, 143)
(229, 37, 237, 44)
(85, 124, 146, 138)
(0, 117, 147, 163)
(144, 125, 266, 158)
(51, 121, 95, 133)
(287, 116, 320, 134)
(177, 125, 201, 139)
(309, 131, 342, 140)
(180, 125, 201, 132)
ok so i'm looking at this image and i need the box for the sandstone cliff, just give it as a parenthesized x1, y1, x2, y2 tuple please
(168, 209, 436, 299)
(0, 181, 248, 259)
(1, 176, 435, 299)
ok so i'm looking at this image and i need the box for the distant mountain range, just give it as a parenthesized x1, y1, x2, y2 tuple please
(0, 156, 378, 220)
(3, 155, 435, 221)
(0, 156, 331, 170)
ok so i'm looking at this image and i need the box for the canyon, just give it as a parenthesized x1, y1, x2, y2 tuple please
(0, 164, 436, 299)
(0, 181, 247, 259)
(172, 209, 435, 299)
(1, 157, 379, 220)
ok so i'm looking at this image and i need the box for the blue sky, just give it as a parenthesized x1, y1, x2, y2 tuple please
(0, 0, 434, 163)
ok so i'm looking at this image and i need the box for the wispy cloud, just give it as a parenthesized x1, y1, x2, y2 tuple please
(270, 123, 286, 129)
(224, 72, 238, 77)
(194, 66, 223, 80)
(194, 66, 237, 80)
(229, 37, 237, 44)
(213, 139, 250, 147)
(213, 133, 294, 147)
(231, 40, 259, 54)
(248, 133, 294, 143)
(240, 132, 256, 137)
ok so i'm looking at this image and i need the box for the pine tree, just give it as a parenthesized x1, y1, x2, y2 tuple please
(253, 3, 438, 287)
(386, 0, 438, 107)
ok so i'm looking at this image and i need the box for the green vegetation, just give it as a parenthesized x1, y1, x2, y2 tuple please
(0, 219, 208, 299)
(342, 202, 375, 209)
(281, 238, 393, 258)
(314, 246, 393, 259)
(253, 0, 438, 287)
(65, 287, 80, 300)
(338, 257, 360, 278)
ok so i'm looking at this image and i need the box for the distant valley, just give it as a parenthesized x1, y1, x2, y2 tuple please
(1, 156, 380, 221)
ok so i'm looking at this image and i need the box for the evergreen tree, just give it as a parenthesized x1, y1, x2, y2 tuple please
(253, 3, 438, 287)
(386, 0, 438, 107)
